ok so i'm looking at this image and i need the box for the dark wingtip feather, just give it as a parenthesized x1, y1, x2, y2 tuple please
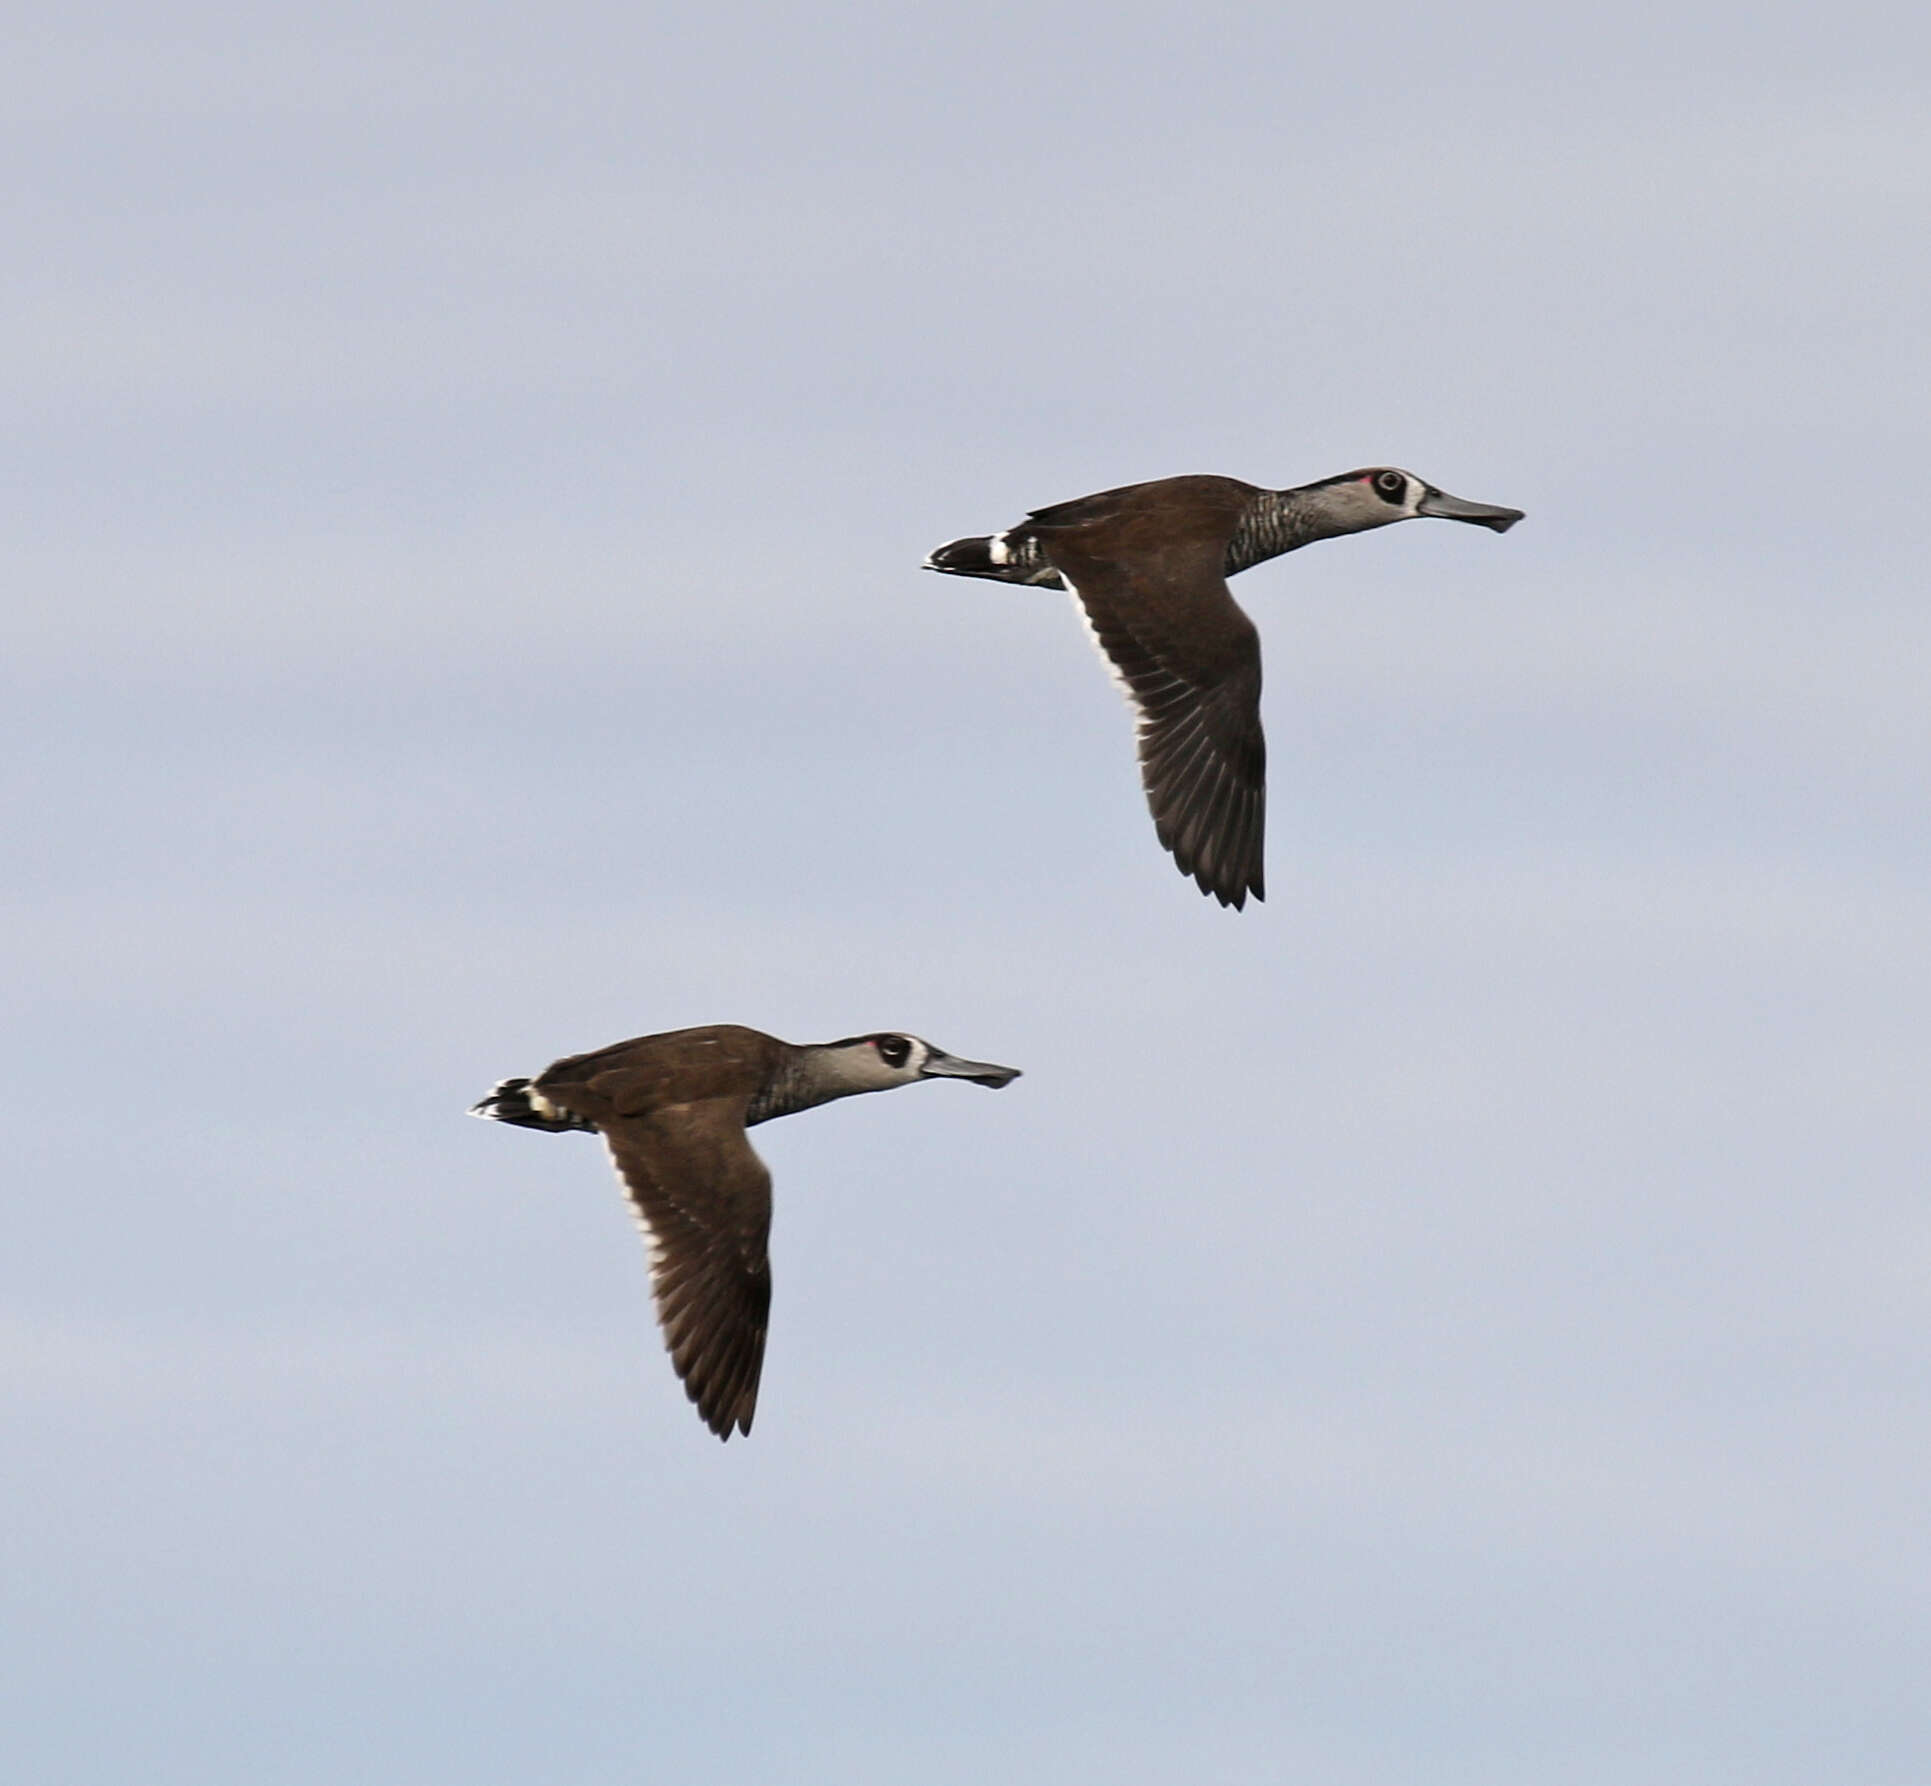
(664, 1279, 765, 1442)
(1151, 773, 1263, 911)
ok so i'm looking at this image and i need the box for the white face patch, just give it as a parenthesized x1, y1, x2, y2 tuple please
(1319, 473, 1415, 535)
(987, 531, 1011, 565)
(1371, 469, 1423, 518)
(875, 1035, 932, 1086)
(527, 1085, 563, 1122)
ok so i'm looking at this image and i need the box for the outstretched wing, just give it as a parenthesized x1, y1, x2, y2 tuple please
(599, 1097, 773, 1439)
(1033, 480, 1267, 909)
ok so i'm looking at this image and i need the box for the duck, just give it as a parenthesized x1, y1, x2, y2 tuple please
(470, 1023, 1021, 1439)
(925, 467, 1524, 909)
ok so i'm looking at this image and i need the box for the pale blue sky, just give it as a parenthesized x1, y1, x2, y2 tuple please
(6, 4, 1930, 1781)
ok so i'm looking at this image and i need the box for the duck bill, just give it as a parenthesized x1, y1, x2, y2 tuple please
(921, 1050, 1022, 1089)
(1416, 487, 1525, 532)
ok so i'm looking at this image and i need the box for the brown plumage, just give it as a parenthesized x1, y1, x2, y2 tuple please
(926, 466, 1524, 909)
(471, 1023, 1021, 1439)
(1032, 477, 1268, 910)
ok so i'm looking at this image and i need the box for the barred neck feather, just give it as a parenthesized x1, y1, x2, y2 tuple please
(744, 1057, 814, 1126)
(744, 1043, 893, 1125)
(1224, 487, 1348, 576)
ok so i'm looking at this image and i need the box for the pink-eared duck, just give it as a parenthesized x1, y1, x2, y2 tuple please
(926, 467, 1523, 908)
(472, 1024, 1021, 1438)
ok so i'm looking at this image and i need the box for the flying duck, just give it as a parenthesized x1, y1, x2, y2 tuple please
(925, 467, 1524, 909)
(470, 1024, 1021, 1439)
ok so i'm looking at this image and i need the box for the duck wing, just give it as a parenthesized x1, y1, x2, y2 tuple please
(1031, 478, 1267, 909)
(597, 1096, 773, 1440)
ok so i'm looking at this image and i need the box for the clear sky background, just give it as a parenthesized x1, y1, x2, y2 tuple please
(6, 4, 1929, 1781)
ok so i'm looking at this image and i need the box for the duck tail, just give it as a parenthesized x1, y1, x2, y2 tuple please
(468, 1077, 591, 1132)
(922, 530, 1065, 587)
(923, 533, 1004, 577)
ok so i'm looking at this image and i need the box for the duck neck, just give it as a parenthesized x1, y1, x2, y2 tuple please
(745, 1057, 816, 1126)
(745, 1049, 869, 1126)
(1224, 487, 1350, 575)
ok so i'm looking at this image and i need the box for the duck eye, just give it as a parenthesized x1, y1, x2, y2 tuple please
(1374, 471, 1406, 498)
(876, 1036, 911, 1068)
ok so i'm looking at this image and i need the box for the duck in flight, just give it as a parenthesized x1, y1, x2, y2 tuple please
(925, 467, 1524, 909)
(471, 1024, 1021, 1439)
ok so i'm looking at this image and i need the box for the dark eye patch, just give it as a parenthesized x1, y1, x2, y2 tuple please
(876, 1036, 912, 1068)
(1373, 470, 1407, 501)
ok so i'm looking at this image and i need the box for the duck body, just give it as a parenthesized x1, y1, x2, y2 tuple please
(471, 1024, 1019, 1440)
(925, 467, 1524, 910)
(924, 474, 1303, 591)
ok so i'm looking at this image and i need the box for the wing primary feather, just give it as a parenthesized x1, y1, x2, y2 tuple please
(1181, 763, 1241, 890)
(1033, 491, 1269, 906)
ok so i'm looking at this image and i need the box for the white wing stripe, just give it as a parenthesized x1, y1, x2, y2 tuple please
(1061, 578, 1146, 720)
